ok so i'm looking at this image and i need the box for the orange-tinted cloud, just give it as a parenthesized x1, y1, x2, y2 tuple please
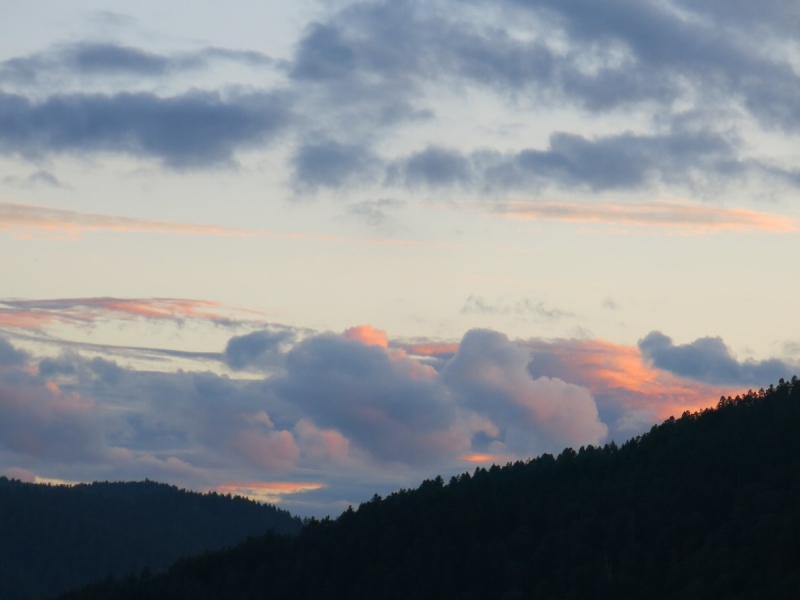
(344, 325, 389, 348)
(526, 338, 738, 421)
(499, 201, 797, 233)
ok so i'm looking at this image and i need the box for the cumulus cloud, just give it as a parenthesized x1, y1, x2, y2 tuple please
(638, 331, 795, 386)
(443, 329, 607, 455)
(0, 323, 794, 515)
(271, 332, 461, 466)
(0, 376, 106, 462)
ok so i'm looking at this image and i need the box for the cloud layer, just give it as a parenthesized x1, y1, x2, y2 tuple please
(2, 0, 800, 198)
(2, 304, 794, 515)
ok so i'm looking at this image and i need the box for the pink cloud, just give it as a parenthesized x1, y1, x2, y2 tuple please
(295, 419, 353, 465)
(0, 202, 263, 239)
(4, 467, 36, 482)
(499, 201, 797, 233)
(0, 297, 255, 329)
(230, 430, 299, 472)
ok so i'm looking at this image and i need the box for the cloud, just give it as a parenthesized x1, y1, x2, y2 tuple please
(0, 297, 251, 329)
(0, 42, 273, 84)
(291, 129, 799, 196)
(223, 329, 296, 371)
(442, 329, 607, 455)
(342, 325, 389, 348)
(271, 332, 461, 466)
(0, 321, 793, 517)
(524, 336, 742, 438)
(292, 140, 382, 190)
(0, 203, 269, 239)
(497, 200, 797, 232)
(288, 0, 800, 123)
(602, 298, 620, 310)
(277, 0, 800, 196)
(638, 331, 795, 386)
(0, 337, 28, 366)
(2, 170, 69, 189)
(3, 0, 800, 197)
(0, 90, 290, 168)
(389, 146, 473, 189)
(462, 296, 572, 320)
(345, 198, 405, 229)
(0, 377, 106, 462)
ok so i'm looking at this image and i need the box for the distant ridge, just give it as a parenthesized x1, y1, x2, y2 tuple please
(60, 378, 800, 599)
(0, 479, 301, 600)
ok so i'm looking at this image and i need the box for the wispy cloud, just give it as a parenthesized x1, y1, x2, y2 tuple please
(0, 203, 264, 239)
(498, 201, 797, 233)
(0, 203, 452, 247)
(461, 296, 573, 320)
(0, 297, 257, 329)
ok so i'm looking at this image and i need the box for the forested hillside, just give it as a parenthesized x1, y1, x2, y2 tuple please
(61, 378, 800, 599)
(0, 479, 301, 600)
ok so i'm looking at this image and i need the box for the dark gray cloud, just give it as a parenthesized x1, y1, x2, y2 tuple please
(223, 329, 295, 371)
(292, 127, 757, 193)
(292, 140, 381, 190)
(388, 147, 473, 189)
(639, 331, 795, 386)
(3, 0, 800, 191)
(0, 90, 290, 168)
(279, 0, 800, 192)
(289, 0, 800, 125)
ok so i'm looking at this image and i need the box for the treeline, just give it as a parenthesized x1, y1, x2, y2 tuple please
(0, 479, 302, 600)
(61, 378, 800, 599)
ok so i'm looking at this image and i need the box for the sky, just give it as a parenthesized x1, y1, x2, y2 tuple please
(2, 0, 800, 516)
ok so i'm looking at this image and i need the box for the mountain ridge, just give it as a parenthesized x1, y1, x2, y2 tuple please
(0, 478, 302, 600)
(61, 378, 800, 598)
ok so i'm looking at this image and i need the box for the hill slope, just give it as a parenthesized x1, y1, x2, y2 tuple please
(62, 379, 800, 599)
(0, 479, 301, 600)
